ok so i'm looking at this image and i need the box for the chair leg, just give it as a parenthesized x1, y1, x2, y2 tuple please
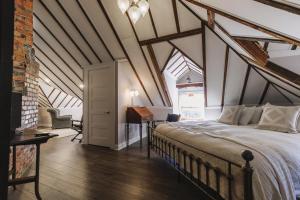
(71, 132, 82, 142)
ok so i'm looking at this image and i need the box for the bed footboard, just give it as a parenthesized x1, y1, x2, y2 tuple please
(146, 122, 254, 200)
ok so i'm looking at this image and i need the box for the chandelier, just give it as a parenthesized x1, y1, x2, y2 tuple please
(117, 0, 150, 24)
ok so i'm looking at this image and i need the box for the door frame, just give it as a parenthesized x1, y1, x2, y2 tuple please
(0, 0, 14, 198)
(83, 62, 117, 147)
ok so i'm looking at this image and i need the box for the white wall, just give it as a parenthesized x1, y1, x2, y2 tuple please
(116, 60, 148, 149)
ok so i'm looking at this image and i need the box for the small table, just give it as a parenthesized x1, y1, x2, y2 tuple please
(9, 133, 58, 200)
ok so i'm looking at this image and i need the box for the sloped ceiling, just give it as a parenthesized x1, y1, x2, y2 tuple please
(33, 0, 300, 110)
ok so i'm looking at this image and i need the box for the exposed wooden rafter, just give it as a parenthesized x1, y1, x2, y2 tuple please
(126, 12, 166, 106)
(259, 81, 270, 104)
(235, 39, 269, 66)
(168, 41, 203, 70)
(207, 10, 215, 28)
(232, 36, 286, 43)
(147, 45, 173, 107)
(253, 0, 300, 15)
(97, 0, 154, 105)
(57, 93, 68, 108)
(266, 61, 300, 86)
(33, 13, 82, 67)
(55, 0, 102, 63)
(172, 0, 180, 33)
(75, 0, 114, 60)
(161, 47, 176, 73)
(201, 21, 208, 107)
(215, 22, 269, 66)
(38, 0, 92, 64)
(221, 46, 229, 108)
(139, 28, 202, 45)
(149, 9, 158, 38)
(183, 0, 300, 46)
(239, 65, 251, 105)
(34, 30, 83, 81)
(271, 83, 294, 105)
(36, 56, 82, 99)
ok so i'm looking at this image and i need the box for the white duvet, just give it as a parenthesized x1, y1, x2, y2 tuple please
(155, 120, 300, 200)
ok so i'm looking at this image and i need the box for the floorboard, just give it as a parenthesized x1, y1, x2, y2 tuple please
(8, 137, 206, 200)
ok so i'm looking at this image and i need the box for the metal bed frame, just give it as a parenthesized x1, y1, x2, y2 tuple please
(146, 121, 254, 200)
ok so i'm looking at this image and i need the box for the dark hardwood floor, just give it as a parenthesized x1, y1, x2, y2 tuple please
(8, 137, 206, 200)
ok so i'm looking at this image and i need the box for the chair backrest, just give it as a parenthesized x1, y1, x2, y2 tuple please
(47, 108, 60, 118)
(166, 114, 181, 122)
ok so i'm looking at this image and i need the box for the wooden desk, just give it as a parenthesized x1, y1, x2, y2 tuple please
(126, 107, 153, 148)
(9, 133, 58, 200)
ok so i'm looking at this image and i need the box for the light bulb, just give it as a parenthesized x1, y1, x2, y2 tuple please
(138, 0, 149, 17)
(79, 84, 84, 89)
(118, 0, 130, 14)
(128, 5, 141, 24)
(45, 78, 50, 83)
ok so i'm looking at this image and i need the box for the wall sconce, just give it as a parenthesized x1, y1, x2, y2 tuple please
(129, 89, 139, 105)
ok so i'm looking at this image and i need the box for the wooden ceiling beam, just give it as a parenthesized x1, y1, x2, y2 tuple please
(266, 61, 300, 86)
(253, 0, 300, 15)
(259, 81, 270, 104)
(239, 65, 251, 105)
(232, 35, 286, 43)
(147, 45, 173, 107)
(172, 0, 180, 33)
(215, 22, 269, 66)
(221, 45, 229, 108)
(57, 93, 68, 108)
(207, 10, 215, 28)
(126, 12, 166, 106)
(33, 13, 82, 67)
(75, 0, 114, 60)
(34, 42, 82, 91)
(166, 54, 183, 70)
(271, 83, 294, 105)
(36, 56, 82, 100)
(201, 21, 208, 107)
(55, 0, 102, 63)
(235, 39, 269, 66)
(34, 30, 83, 81)
(169, 41, 203, 70)
(140, 28, 202, 45)
(183, 0, 300, 46)
(97, 0, 154, 105)
(149, 9, 158, 38)
(161, 47, 176, 73)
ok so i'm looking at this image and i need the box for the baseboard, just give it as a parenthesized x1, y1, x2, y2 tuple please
(112, 134, 147, 151)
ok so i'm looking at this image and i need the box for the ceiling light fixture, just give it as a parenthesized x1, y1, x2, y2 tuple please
(117, 0, 150, 24)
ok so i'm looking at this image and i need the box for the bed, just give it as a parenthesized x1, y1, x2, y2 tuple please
(146, 120, 300, 200)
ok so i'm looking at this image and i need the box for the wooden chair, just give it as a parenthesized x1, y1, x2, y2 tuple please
(71, 118, 83, 143)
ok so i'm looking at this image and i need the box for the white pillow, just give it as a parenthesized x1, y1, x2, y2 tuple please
(257, 105, 300, 133)
(218, 105, 244, 125)
(239, 107, 256, 125)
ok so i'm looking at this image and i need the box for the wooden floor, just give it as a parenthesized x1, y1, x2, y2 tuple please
(8, 137, 206, 200)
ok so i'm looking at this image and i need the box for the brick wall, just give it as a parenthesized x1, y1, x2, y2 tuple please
(12, 0, 37, 178)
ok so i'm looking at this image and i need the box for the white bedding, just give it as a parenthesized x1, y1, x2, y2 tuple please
(154, 120, 300, 200)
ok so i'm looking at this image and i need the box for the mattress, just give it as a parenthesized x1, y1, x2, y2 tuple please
(154, 120, 300, 200)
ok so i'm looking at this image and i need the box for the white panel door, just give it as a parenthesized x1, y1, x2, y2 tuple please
(87, 64, 115, 147)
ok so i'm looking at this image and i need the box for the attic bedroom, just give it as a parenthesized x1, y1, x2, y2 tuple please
(1, 0, 300, 200)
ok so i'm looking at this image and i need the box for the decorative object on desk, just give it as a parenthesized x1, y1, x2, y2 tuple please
(129, 89, 139, 106)
(126, 107, 153, 148)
